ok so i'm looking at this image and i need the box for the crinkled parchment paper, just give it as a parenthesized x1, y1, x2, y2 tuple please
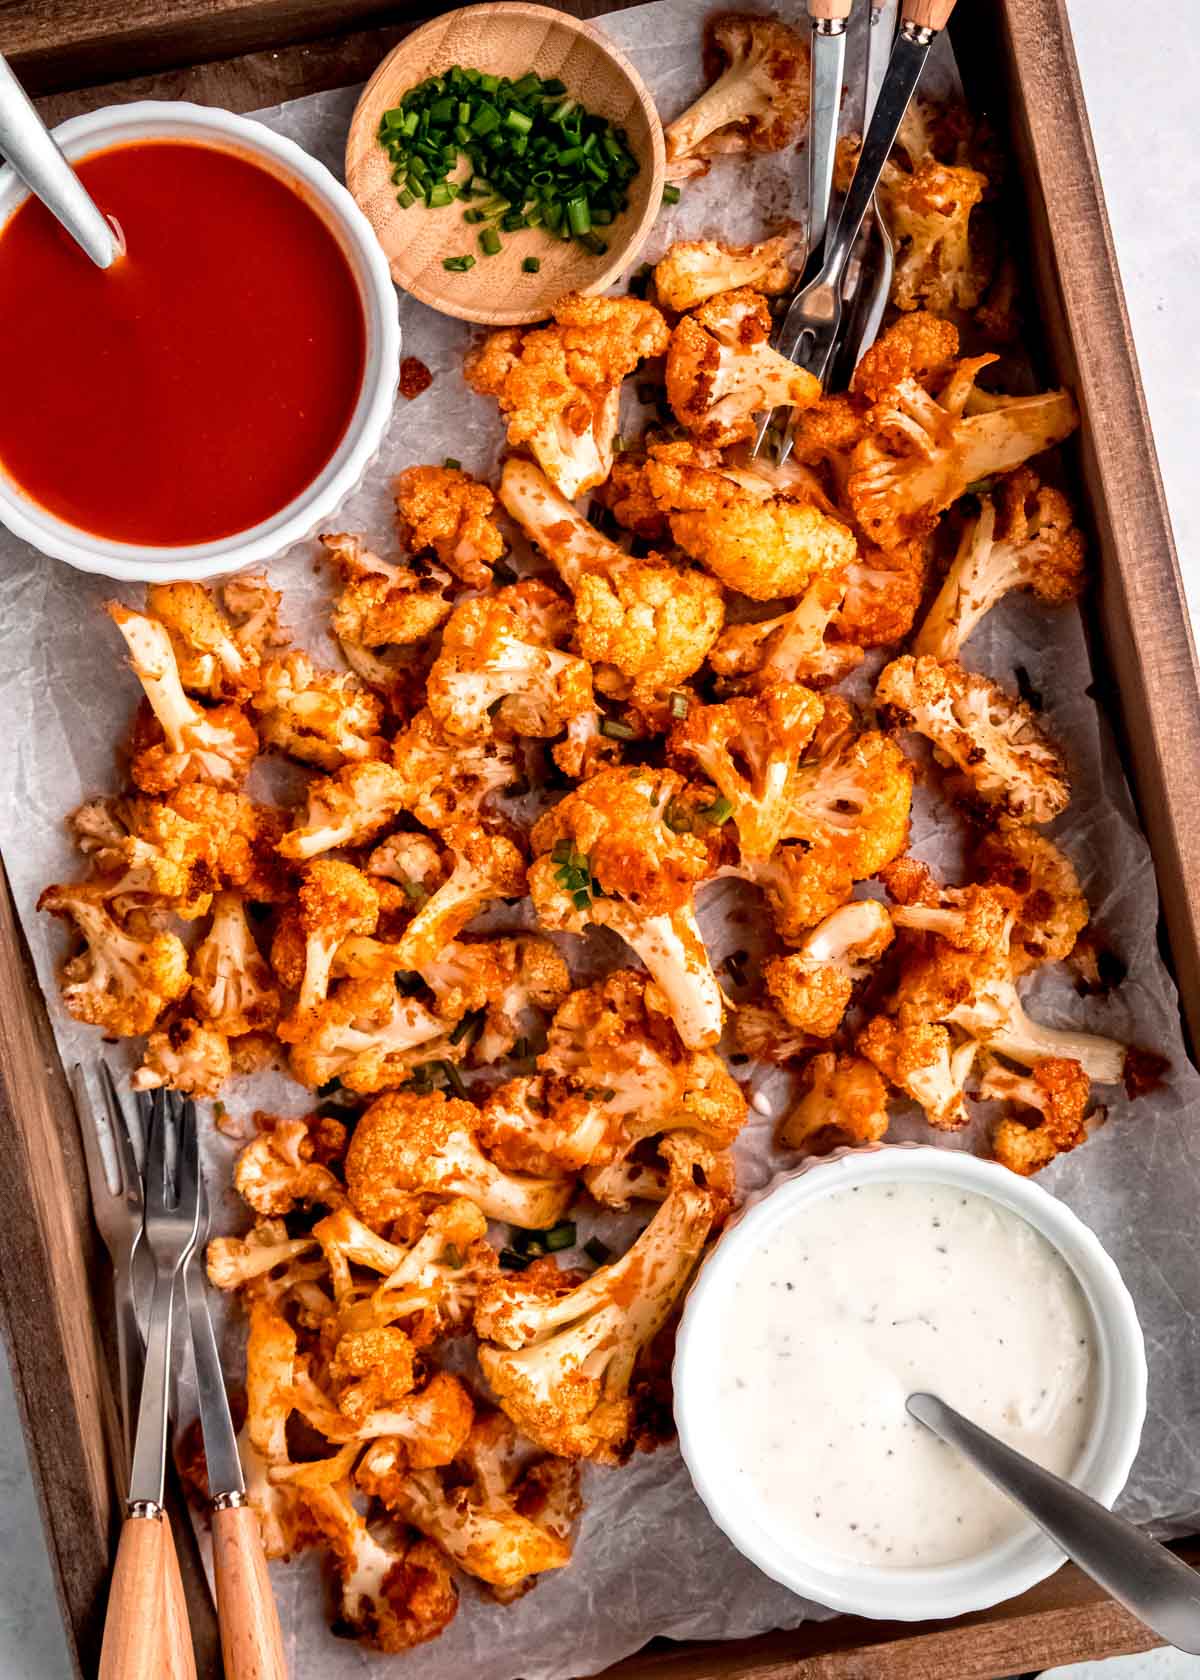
(2, 3, 1199, 1674)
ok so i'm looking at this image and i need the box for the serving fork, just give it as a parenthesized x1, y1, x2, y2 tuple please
(98, 1087, 202, 1680)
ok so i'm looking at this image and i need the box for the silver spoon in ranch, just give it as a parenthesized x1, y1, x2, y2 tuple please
(907, 1392, 1200, 1654)
(0, 53, 121, 267)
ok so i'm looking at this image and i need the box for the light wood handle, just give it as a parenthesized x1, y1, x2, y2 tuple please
(163, 1518, 199, 1679)
(901, 0, 957, 27)
(213, 1502, 288, 1680)
(99, 1514, 180, 1680)
(808, 0, 854, 17)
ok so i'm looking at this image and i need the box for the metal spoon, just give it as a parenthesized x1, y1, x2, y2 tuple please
(907, 1393, 1200, 1654)
(0, 53, 119, 267)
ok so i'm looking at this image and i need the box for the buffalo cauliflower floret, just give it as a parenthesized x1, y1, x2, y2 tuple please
(145, 580, 260, 703)
(480, 969, 745, 1178)
(162, 785, 288, 902)
(391, 707, 519, 832)
(476, 1176, 716, 1461)
(666, 288, 821, 448)
(472, 936, 572, 1064)
(221, 573, 287, 659)
(465, 293, 668, 500)
(669, 495, 856, 601)
(783, 727, 914, 881)
(357, 1411, 580, 1593)
(914, 469, 1086, 662)
(972, 817, 1088, 972)
(190, 891, 280, 1036)
(778, 1051, 891, 1152)
(877, 656, 1069, 825)
(499, 458, 723, 698)
(847, 358, 1079, 552)
(882, 857, 1018, 955)
(132, 1017, 232, 1098)
(321, 531, 454, 684)
(251, 652, 385, 770)
(427, 594, 592, 741)
(838, 539, 929, 649)
(292, 861, 380, 1018)
(37, 881, 189, 1035)
(982, 1058, 1094, 1175)
(391, 823, 524, 971)
(346, 1090, 574, 1230)
(279, 761, 411, 860)
(764, 899, 894, 1037)
(233, 1117, 345, 1216)
(721, 841, 856, 946)
(394, 463, 505, 589)
(708, 574, 862, 688)
(288, 978, 452, 1094)
(305, 1481, 459, 1652)
(529, 767, 724, 1048)
(206, 1219, 317, 1291)
(664, 14, 809, 179)
(857, 1006, 979, 1130)
(670, 682, 825, 860)
(653, 232, 796, 312)
(109, 603, 258, 792)
(71, 793, 221, 922)
(933, 960, 1127, 1085)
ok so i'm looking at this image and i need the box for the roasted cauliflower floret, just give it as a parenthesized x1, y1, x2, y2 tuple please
(764, 900, 894, 1037)
(652, 232, 796, 312)
(499, 457, 723, 698)
(391, 707, 519, 832)
(321, 531, 454, 683)
(426, 593, 592, 741)
(669, 495, 856, 602)
(708, 575, 862, 690)
(206, 1219, 317, 1291)
(279, 761, 411, 861)
(784, 726, 914, 882)
(109, 603, 258, 792)
(465, 292, 668, 500)
(983, 1058, 1094, 1175)
(251, 652, 385, 770)
(394, 463, 506, 589)
(914, 469, 1086, 662)
(292, 861, 380, 1018)
(882, 857, 1018, 955)
(390, 822, 524, 971)
(838, 539, 929, 649)
(132, 1017, 232, 1098)
(37, 881, 189, 1036)
(858, 1006, 979, 1130)
(287, 978, 451, 1094)
(664, 13, 809, 179)
(357, 1411, 581, 1593)
(973, 817, 1088, 972)
(346, 1090, 574, 1230)
(670, 682, 825, 860)
(70, 793, 220, 921)
(666, 288, 821, 448)
(847, 357, 1079, 552)
(233, 1117, 345, 1217)
(190, 890, 280, 1036)
(476, 1177, 716, 1462)
(305, 1481, 459, 1652)
(877, 656, 1069, 825)
(778, 1052, 891, 1153)
(145, 580, 260, 703)
(529, 767, 724, 1048)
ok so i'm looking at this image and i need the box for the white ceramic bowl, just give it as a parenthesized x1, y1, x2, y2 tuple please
(0, 102, 401, 582)
(674, 1145, 1147, 1622)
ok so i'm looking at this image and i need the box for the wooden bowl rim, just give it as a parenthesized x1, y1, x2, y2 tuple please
(345, 1, 666, 326)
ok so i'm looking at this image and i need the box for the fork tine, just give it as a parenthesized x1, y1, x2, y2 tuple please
(173, 1097, 201, 1225)
(144, 1088, 171, 1217)
(68, 1062, 117, 1206)
(98, 1061, 143, 1208)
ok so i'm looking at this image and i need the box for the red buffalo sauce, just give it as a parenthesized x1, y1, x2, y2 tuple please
(0, 140, 367, 546)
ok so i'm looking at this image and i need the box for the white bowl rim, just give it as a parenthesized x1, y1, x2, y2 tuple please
(673, 1143, 1148, 1623)
(0, 100, 401, 583)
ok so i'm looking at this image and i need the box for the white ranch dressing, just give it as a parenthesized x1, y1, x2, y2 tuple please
(715, 1180, 1096, 1568)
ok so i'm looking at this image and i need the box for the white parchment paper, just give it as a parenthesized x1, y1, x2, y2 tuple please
(2, 4, 1200, 1674)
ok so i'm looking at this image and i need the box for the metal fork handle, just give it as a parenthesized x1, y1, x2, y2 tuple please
(128, 1266, 181, 1508)
(806, 9, 850, 265)
(816, 23, 936, 299)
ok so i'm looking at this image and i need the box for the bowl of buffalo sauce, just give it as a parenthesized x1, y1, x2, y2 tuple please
(0, 103, 400, 581)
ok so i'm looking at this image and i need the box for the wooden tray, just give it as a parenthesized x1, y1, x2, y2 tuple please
(1, 1, 1198, 1675)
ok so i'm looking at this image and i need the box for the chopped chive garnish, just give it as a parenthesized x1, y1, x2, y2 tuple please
(444, 456, 462, 470)
(442, 254, 475, 271)
(599, 717, 636, 740)
(479, 226, 502, 256)
(500, 1247, 532, 1271)
(522, 255, 541, 273)
(584, 1237, 612, 1265)
(701, 795, 734, 825)
(669, 691, 690, 719)
(662, 183, 681, 205)
(543, 1221, 577, 1252)
(439, 1059, 468, 1099)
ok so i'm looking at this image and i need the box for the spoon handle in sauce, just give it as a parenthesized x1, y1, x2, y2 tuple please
(907, 1392, 1200, 1654)
(0, 54, 118, 267)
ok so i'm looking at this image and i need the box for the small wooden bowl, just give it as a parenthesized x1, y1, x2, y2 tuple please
(346, 2, 665, 326)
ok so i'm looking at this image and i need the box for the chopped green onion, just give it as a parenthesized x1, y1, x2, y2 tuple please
(579, 232, 608, 256)
(543, 1221, 577, 1252)
(663, 799, 694, 834)
(479, 226, 502, 256)
(584, 1237, 612, 1265)
(426, 182, 455, 208)
(443, 1243, 464, 1270)
(396, 188, 415, 208)
(463, 207, 486, 224)
(444, 456, 462, 470)
(505, 108, 533, 134)
(499, 1247, 532, 1271)
(565, 194, 591, 236)
(669, 691, 690, 719)
(662, 183, 681, 205)
(599, 717, 635, 740)
(522, 256, 541, 273)
(442, 253, 476, 271)
(439, 1059, 468, 1100)
(702, 795, 734, 826)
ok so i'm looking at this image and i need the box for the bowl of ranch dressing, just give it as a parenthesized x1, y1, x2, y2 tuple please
(673, 1145, 1147, 1621)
